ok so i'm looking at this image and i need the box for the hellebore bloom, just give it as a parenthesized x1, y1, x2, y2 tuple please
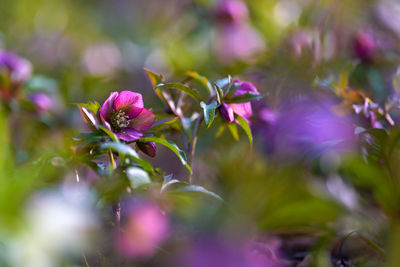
(219, 80, 260, 123)
(29, 92, 53, 112)
(115, 203, 169, 258)
(100, 91, 156, 141)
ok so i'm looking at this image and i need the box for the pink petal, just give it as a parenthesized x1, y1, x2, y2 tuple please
(116, 128, 143, 141)
(233, 81, 259, 95)
(100, 92, 118, 121)
(230, 102, 252, 119)
(114, 91, 144, 118)
(130, 109, 156, 132)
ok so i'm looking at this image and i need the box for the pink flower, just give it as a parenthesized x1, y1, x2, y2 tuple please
(100, 91, 156, 141)
(219, 80, 259, 123)
(215, 0, 249, 24)
(115, 204, 169, 258)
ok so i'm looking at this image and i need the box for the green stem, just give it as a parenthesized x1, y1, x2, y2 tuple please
(187, 113, 203, 184)
(108, 149, 120, 226)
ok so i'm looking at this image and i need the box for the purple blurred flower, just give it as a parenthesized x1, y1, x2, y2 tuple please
(219, 80, 260, 123)
(178, 237, 289, 267)
(215, 0, 249, 24)
(100, 91, 156, 141)
(0, 50, 32, 83)
(353, 31, 377, 62)
(0, 50, 32, 100)
(258, 99, 356, 155)
(115, 203, 169, 258)
(29, 92, 53, 112)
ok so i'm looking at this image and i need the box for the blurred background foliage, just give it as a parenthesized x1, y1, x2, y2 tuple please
(1, 0, 400, 266)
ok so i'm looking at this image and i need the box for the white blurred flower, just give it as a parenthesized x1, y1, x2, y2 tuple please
(7, 186, 98, 267)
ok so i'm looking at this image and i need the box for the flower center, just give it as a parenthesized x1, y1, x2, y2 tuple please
(111, 110, 131, 129)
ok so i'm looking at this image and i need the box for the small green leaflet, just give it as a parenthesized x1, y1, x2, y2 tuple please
(200, 100, 217, 128)
(155, 83, 202, 102)
(185, 71, 213, 95)
(144, 68, 163, 87)
(224, 92, 264, 104)
(236, 115, 253, 148)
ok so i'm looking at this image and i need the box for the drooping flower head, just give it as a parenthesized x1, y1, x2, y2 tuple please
(219, 80, 260, 123)
(100, 91, 156, 141)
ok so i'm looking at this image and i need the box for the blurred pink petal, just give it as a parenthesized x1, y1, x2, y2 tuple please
(130, 108, 156, 132)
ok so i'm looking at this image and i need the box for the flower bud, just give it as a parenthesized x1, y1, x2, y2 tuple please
(219, 103, 234, 123)
(137, 142, 156, 157)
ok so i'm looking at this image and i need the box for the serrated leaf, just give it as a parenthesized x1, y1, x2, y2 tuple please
(224, 93, 264, 103)
(228, 123, 239, 140)
(126, 167, 151, 189)
(185, 71, 213, 95)
(236, 115, 253, 147)
(155, 83, 202, 102)
(144, 68, 163, 87)
(74, 101, 101, 116)
(200, 101, 217, 128)
(138, 137, 192, 173)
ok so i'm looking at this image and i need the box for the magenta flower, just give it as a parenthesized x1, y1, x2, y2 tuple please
(353, 31, 377, 63)
(219, 80, 259, 123)
(100, 91, 156, 141)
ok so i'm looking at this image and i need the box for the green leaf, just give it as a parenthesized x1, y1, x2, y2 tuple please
(168, 184, 223, 201)
(213, 83, 224, 104)
(215, 76, 231, 91)
(126, 167, 151, 189)
(144, 68, 163, 87)
(225, 82, 240, 98)
(100, 142, 154, 173)
(236, 115, 252, 147)
(155, 83, 202, 102)
(74, 101, 101, 115)
(185, 71, 213, 95)
(150, 116, 179, 131)
(138, 137, 192, 173)
(97, 125, 119, 142)
(25, 75, 58, 93)
(200, 101, 217, 128)
(224, 92, 264, 103)
(228, 123, 239, 141)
